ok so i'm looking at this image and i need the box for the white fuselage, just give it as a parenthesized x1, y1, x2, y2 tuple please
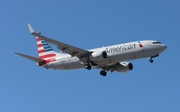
(43, 40, 167, 70)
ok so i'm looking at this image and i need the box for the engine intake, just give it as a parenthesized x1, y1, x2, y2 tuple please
(89, 51, 107, 61)
(115, 62, 133, 73)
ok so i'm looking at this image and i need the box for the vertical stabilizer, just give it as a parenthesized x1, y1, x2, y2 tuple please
(36, 37, 56, 61)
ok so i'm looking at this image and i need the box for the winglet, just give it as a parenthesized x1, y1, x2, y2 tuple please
(28, 23, 35, 34)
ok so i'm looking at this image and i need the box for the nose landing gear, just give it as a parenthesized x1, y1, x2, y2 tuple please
(149, 54, 159, 63)
(149, 58, 154, 63)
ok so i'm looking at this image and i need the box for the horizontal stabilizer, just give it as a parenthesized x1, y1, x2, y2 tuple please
(14, 52, 44, 62)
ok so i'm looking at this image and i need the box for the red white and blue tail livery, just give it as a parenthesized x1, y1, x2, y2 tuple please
(36, 37, 57, 63)
(15, 24, 167, 76)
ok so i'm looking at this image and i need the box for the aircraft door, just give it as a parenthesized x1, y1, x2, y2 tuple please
(133, 42, 145, 59)
(143, 42, 155, 57)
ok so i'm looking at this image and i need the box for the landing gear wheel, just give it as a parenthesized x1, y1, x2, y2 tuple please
(149, 54, 159, 63)
(84, 64, 92, 70)
(100, 70, 107, 76)
(149, 59, 153, 63)
(87, 66, 92, 70)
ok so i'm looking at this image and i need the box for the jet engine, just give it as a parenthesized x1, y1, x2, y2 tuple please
(115, 62, 133, 73)
(89, 51, 107, 61)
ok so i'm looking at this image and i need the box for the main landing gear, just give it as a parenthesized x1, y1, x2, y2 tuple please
(149, 54, 159, 63)
(84, 63, 107, 77)
(100, 69, 107, 76)
(84, 64, 92, 70)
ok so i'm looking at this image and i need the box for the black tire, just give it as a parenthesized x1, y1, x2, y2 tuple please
(149, 59, 153, 63)
(88, 65, 92, 70)
(100, 71, 107, 76)
(85, 64, 91, 70)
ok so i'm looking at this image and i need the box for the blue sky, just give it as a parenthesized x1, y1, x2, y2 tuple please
(1, 0, 180, 112)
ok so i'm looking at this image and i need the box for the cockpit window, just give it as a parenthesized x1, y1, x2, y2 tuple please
(153, 42, 161, 44)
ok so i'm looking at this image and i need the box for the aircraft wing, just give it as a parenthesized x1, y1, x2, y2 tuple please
(28, 24, 92, 61)
(14, 52, 44, 62)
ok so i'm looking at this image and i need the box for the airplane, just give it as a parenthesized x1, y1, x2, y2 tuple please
(15, 24, 167, 76)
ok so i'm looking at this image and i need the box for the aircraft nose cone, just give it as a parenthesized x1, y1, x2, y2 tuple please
(160, 44, 167, 52)
(163, 45, 167, 50)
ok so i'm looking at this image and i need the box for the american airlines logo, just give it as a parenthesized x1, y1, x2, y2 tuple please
(138, 41, 143, 47)
(105, 43, 136, 53)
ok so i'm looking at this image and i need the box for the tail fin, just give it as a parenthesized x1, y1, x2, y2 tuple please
(36, 37, 56, 60)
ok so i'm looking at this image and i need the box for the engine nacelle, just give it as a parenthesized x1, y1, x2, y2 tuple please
(89, 51, 107, 61)
(115, 62, 133, 73)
